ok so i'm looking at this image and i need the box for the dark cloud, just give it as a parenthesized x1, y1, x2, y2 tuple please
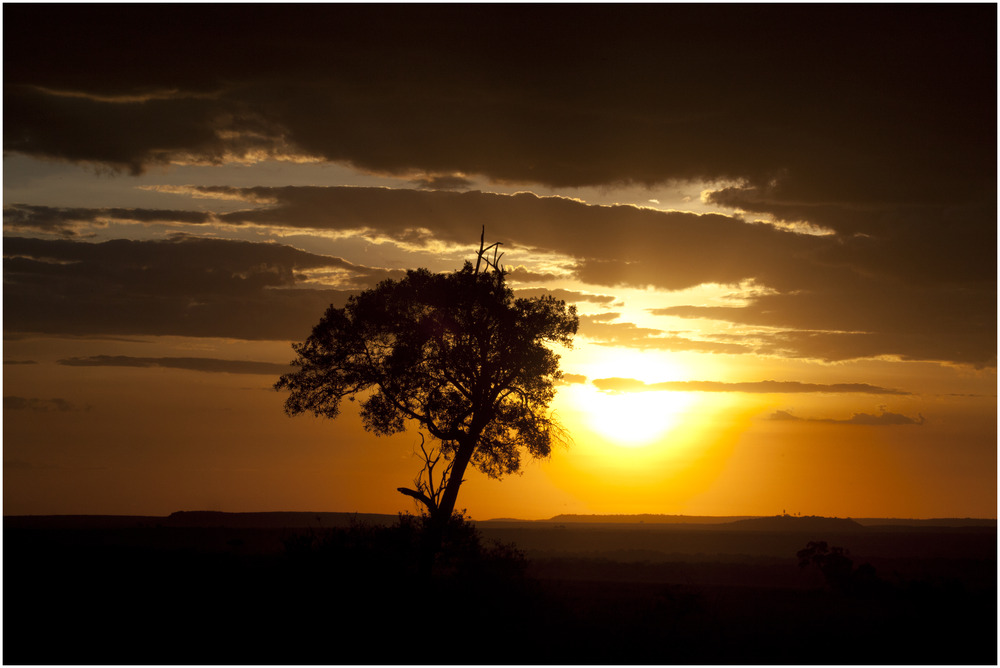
(5, 5, 993, 299)
(579, 313, 751, 355)
(654, 277, 997, 368)
(201, 185, 995, 366)
(506, 267, 562, 283)
(2, 5, 993, 368)
(3, 84, 280, 175)
(769, 409, 925, 426)
(2, 185, 993, 365)
(410, 174, 475, 191)
(2, 236, 387, 341)
(593, 378, 910, 396)
(561, 374, 588, 385)
(57, 355, 291, 375)
(209, 187, 822, 293)
(5, 5, 992, 196)
(514, 288, 616, 306)
(4, 396, 84, 412)
(3, 204, 215, 237)
(704, 188, 996, 287)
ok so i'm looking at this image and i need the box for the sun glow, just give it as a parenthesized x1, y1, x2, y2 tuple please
(546, 391, 767, 514)
(582, 389, 697, 447)
(560, 347, 705, 448)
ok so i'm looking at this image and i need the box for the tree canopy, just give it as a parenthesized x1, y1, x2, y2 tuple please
(276, 252, 578, 526)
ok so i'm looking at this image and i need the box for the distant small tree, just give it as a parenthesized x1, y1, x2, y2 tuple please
(797, 541, 855, 591)
(276, 231, 578, 550)
(797, 540, 882, 596)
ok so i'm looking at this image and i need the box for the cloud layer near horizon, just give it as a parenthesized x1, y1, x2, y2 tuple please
(769, 409, 925, 427)
(592, 378, 910, 396)
(56, 355, 291, 375)
(3, 180, 995, 366)
(3, 236, 364, 340)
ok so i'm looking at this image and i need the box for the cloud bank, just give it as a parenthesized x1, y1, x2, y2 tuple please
(6, 5, 992, 196)
(3, 236, 370, 340)
(2, 5, 994, 368)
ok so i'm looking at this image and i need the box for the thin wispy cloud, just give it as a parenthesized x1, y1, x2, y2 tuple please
(769, 409, 925, 426)
(57, 355, 292, 375)
(593, 378, 910, 396)
(4, 396, 87, 412)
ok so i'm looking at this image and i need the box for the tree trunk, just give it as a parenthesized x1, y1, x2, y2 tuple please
(435, 436, 476, 523)
(421, 435, 477, 573)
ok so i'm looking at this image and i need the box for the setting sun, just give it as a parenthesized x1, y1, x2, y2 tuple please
(579, 387, 697, 447)
(563, 347, 702, 446)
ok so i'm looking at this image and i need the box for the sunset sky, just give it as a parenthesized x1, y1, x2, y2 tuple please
(3, 4, 996, 520)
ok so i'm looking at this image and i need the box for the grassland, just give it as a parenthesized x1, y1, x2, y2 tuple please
(4, 513, 995, 664)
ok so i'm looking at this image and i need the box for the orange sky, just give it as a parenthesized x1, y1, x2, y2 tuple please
(3, 5, 996, 519)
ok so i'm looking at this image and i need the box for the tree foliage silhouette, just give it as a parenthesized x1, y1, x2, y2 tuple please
(797, 540, 884, 596)
(276, 233, 578, 537)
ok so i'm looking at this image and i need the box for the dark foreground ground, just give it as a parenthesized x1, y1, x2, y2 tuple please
(4, 513, 996, 664)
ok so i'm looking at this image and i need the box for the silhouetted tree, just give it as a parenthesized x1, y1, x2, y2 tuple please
(798, 541, 855, 591)
(797, 540, 883, 596)
(276, 231, 578, 551)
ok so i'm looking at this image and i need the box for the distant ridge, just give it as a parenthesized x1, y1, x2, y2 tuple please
(725, 515, 864, 532)
(163, 511, 400, 528)
(4, 511, 402, 530)
(532, 514, 995, 529)
(5, 511, 995, 530)
(540, 514, 865, 531)
(853, 517, 997, 528)
(544, 514, 754, 524)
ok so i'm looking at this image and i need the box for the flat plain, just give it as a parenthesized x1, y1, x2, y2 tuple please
(4, 513, 995, 664)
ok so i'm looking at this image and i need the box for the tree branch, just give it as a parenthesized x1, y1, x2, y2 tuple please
(397, 486, 436, 512)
